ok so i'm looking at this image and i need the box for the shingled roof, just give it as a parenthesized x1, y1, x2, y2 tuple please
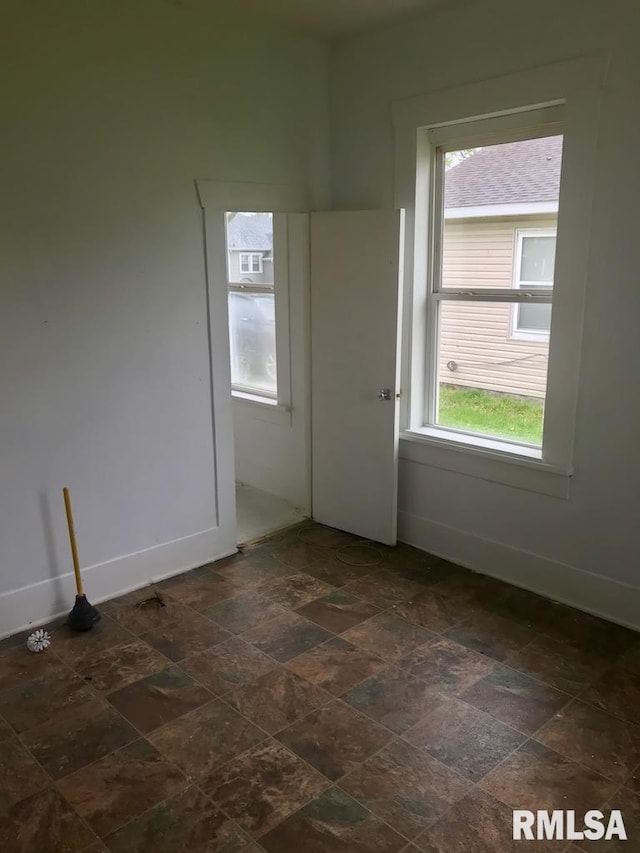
(227, 213, 273, 251)
(444, 135, 563, 209)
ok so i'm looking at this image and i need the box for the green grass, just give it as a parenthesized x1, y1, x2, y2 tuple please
(438, 385, 544, 445)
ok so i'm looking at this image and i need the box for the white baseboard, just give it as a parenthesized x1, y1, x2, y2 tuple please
(0, 526, 237, 641)
(398, 510, 640, 632)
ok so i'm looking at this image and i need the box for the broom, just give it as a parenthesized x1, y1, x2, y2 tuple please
(63, 487, 100, 631)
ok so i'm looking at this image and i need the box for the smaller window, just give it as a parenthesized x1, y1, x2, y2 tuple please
(512, 229, 556, 340)
(239, 252, 263, 275)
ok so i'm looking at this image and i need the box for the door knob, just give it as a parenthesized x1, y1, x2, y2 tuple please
(377, 388, 392, 400)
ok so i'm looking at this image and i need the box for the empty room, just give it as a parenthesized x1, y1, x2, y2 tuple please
(1, 0, 639, 850)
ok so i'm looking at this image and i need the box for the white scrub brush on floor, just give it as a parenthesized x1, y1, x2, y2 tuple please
(26, 629, 51, 653)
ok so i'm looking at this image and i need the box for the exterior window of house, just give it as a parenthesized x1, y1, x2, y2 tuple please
(423, 120, 563, 450)
(240, 252, 263, 275)
(226, 213, 277, 398)
(512, 229, 556, 338)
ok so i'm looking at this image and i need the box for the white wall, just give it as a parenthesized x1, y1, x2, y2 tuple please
(233, 397, 309, 509)
(0, 0, 329, 635)
(330, 0, 640, 625)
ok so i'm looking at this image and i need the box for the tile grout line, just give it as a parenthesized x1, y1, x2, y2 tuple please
(407, 689, 588, 852)
(248, 679, 474, 846)
(332, 731, 470, 846)
(55, 686, 264, 848)
(91, 669, 348, 847)
(176, 661, 426, 845)
(296, 621, 640, 846)
(9, 694, 114, 849)
(166, 623, 442, 846)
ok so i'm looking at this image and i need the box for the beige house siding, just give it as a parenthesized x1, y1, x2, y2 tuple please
(439, 215, 556, 399)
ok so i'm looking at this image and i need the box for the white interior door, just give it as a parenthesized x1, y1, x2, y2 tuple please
(310, 210, 403, 545)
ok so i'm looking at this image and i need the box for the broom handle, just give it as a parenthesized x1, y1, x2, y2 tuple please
(63, 487, 84, 597)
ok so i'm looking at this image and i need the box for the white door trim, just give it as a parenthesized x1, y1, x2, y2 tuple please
(195, 181, 311, 541)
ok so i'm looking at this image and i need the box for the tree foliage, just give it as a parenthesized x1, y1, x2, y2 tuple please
(445, 148, 478, 169)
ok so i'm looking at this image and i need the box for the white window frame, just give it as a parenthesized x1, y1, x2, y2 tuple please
(424, 109, 560, 448)
(239, 252, 263, 275)
(392, 56, 606, 496)
(510, 227, 556, 341)
(196, 181, 307, 424)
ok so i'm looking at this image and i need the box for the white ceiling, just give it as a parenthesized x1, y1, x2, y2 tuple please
(225, 0, 475, 40)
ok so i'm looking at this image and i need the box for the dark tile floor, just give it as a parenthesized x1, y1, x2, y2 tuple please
(1, 522, 639, 852)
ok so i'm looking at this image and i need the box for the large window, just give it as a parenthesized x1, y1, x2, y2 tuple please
(394, 59, 602, 488)
(422, 114, 563, 451)
(226, 212, 277, 398)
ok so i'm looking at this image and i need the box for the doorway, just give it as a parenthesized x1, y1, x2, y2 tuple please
(198, 181, 400, 555)
(224, 209, 310, 545)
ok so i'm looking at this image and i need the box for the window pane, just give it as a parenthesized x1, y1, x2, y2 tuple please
(441, 135, 563, 291)
(226, 212, 274, 285)
(516, 301, 552, 332)
(436, 301, 549, 446)
(228, 292, 277, 395)
(520, 236, 556, 282)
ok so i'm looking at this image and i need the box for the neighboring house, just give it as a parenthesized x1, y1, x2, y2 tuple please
(226, 212, 274, 284)
(440, 135, 562, 399)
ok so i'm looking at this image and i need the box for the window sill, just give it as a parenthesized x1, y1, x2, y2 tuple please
(232, 389, 278, 406)
(400, 427, 572, 498)
(510, 331, 551, 343)
(232, 390, 291, 425)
